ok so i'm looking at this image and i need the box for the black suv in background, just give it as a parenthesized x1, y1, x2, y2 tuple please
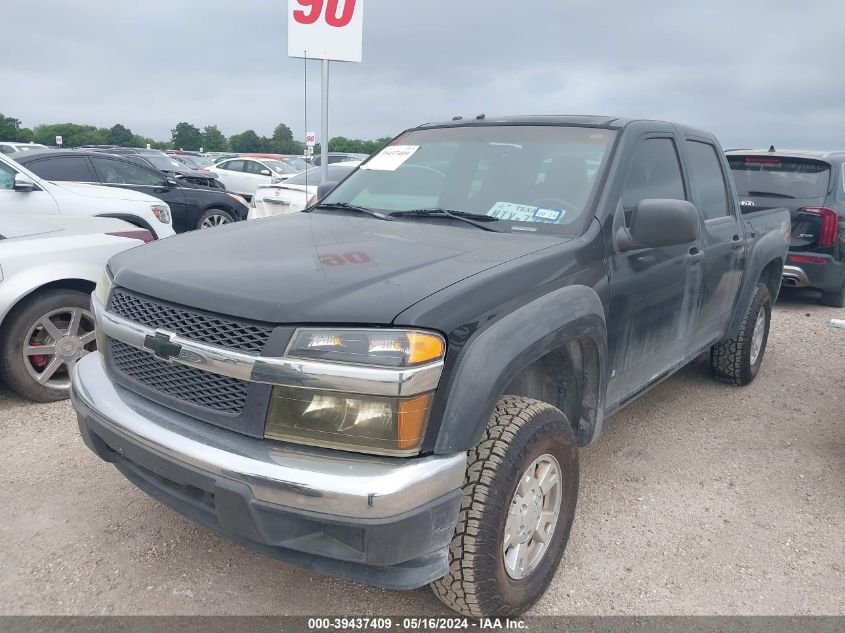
(13, 150, 249, 233)
(727, 150, 845, 306)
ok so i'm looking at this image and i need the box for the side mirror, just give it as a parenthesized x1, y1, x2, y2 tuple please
(13, 173, 36, 192)
(316, 181, 338, 202)
(166, 177, 179, 188)
(260, 169, 271, 176)
(616, 199, 700, 252)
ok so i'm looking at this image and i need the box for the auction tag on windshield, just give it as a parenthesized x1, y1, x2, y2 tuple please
(360, 145, 419, 171)
(487, 202, 566, 223)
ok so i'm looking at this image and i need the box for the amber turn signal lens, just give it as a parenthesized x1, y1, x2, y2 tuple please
(406, 333, 445, 365)
(397, 394, 433, 449)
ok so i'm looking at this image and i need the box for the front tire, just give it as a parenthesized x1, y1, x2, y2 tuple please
(0, 289, 96, 402)
(196, 208, 235, 230)
(430, 396, 579, 617)
(710, 282, 772, 385)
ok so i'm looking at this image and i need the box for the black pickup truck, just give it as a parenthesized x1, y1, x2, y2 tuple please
(70, 116, 790, 617)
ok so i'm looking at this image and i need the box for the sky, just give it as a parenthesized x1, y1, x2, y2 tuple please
(2, 0, 844, 150)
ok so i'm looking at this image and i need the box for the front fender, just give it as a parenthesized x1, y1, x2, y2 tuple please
(433, 285, 607, 453)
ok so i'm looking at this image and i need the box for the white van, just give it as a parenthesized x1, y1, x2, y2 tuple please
(0, 153, 175, 239)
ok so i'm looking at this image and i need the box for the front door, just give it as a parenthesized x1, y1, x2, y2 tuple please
(0, 160, 60, 217)
(605, 135, 704, 407)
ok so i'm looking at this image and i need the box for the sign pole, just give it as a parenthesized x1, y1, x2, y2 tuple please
(320, 58, 330, 183)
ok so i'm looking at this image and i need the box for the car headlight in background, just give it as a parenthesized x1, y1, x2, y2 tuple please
(227, 193, 249, 207)
(286, 328, 445, 368)
(151, 204, 171, 224)
(266, 328, 446, 455)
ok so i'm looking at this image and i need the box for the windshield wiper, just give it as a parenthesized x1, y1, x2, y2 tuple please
(390, 208, 504, 232)
(746, 191, 796, 199)
(311, 202, 394, 221)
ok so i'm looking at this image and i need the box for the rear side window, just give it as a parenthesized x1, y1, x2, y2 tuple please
(685, 141, 730, 220)
(27, 156, 96, 182)
(221, 160, 244, 172)
(728, 156, 831, 200)
(621, 138, 686, 215)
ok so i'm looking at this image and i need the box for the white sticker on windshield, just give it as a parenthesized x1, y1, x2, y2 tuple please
(360, 145, 420, 171)
(487, 202, 566, 224)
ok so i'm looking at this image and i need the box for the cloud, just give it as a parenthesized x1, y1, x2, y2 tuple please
(2, 0, 843, 149)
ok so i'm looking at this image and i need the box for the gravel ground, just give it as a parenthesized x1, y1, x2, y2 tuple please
(0, 288, 842, 616)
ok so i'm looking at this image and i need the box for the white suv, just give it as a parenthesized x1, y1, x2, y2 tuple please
(0, 153, 175, 239)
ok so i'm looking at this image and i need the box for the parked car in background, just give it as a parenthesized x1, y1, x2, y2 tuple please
(727, 149, 845, 306)
(0, 153, 175, 239)
(168, 153, 217, 170)
(71, 115, 789, 618)
(14, 151, 248, 233)
(249, 164, 356, 219)
(0, 215, 152, 402)
(207, 157, 298, 198)
(311, 152, 368, 167)
(0, 142, 49, 155)
(87, 148, 224, 190)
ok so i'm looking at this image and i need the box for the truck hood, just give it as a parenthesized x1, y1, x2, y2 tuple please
(109, 212, 565, 324)
(52, 181, 162, 204)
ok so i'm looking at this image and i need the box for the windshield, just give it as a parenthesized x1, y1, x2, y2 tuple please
(283, 157, 308, 170)
(728, 155, 831, 199)
(146, 155, 187, 170)
(285, 165, 354, 186)
(264, 159, 298, 175)
(321, 125, 616, 235)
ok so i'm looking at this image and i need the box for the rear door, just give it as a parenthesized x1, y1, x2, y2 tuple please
(215, 160, 248, 194)
(683, 138, 743, 347)
(728, 155, 834, 255)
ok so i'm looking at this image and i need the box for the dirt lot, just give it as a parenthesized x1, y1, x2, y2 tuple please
(0, 288, 842, 616)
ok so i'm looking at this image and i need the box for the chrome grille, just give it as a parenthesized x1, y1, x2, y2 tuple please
(110, 339, 248, 414)
(108, 288, 272, 353)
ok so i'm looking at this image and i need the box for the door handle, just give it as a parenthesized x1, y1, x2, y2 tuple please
(731, 235, 744, 250)
(687, 246, 703, 263)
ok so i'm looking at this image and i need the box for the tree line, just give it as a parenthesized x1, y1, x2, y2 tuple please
(1, 113, 392, 155)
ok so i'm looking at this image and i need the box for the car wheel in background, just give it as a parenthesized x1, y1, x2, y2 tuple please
(710, 282, 772, 386)
(197, 208, 235, 230)
(0, 289, 96, 402)
(430, 396, 579, 617)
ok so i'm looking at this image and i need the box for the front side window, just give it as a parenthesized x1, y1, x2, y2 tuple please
(621, 138, 686, 215)
(0, 161, 15, 189)
(246, 161, 269, 175)
(685, 141, 730, 220)
(93, 158, 166, 186)
(321, 125, 617, 236)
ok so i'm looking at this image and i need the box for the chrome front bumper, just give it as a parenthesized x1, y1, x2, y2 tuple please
(70, 353, 466, 519)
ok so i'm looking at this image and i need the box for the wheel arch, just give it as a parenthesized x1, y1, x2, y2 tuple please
(0, 278, 96, 333)
(432, 285, 608, 453)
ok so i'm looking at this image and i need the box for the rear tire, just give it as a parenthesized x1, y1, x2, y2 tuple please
(820, 284, 845, 308)
(430, 396, 579, 617)
(0, 289, 96, 402)
(710, 282, 772, 385)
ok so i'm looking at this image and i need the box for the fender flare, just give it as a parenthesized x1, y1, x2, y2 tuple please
(96, 214, 156, 236)
(723, 223, 787, 340)
(433, 285, 608, 453)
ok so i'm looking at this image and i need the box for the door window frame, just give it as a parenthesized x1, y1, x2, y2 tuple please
(681, 134, 738, 226)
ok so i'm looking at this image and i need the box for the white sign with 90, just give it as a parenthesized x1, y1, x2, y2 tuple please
(288, 0, 363, 63)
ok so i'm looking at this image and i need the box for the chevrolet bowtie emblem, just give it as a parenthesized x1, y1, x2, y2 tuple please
(144, 331, 182, 361)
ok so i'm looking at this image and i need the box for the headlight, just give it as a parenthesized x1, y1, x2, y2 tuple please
(267, 328, 446, 455)
(151, 204, 171, 224)
(227, 193, 249, 207)
(93, 266, 113, 351)
(265, 388, 433, 456)
(286, 328, 445, 368)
